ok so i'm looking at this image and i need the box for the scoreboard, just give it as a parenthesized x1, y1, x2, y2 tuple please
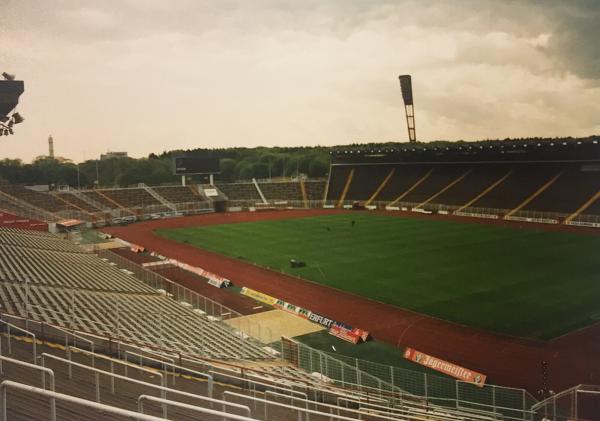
(173, 156, 220, 175)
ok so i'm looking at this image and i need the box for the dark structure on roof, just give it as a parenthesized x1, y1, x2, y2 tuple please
(0, 80, 24, 118)
(0, 76, 25, 137)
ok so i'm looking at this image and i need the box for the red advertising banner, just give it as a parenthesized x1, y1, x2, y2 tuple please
(146, 256, 231, 288)
(329, 325, 361, 344)
(329, 325, 370, 344)
(403, 347, 487, 387)
(130, 244, 146, 253)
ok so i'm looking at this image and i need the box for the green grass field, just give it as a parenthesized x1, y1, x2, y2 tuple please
(156, 213, 600, 340)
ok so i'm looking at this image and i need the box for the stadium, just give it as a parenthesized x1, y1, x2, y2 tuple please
(2, 3, 600, 420)
(2, 131, 600, 419)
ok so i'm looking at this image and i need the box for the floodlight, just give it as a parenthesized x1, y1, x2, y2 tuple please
(398, 74, 416, 143)
(1, 72, 15, 81)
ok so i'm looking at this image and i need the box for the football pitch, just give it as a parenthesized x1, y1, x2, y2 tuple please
(156, 213, 600, 340)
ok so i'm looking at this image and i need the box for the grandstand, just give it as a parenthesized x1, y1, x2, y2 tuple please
(98, 187, 161, 209)
(0, 179, 326, 226)
(1, 138, 600, 419)
(0, 225, 535, 420)
(2, 335, 524, 420)
(325, 138, 600, 225)
(216, 181, 263, 205)
(257, 180, 326, 205)
(2, 138, 600, 229)
(54, 191, 103, 214)
(0, 227, 271, 360)
(0, 185, 78, 220)
(213, 179, 326, 208)
(0, 183, 212, 225)
(0, 211, 47, 231)
(151, 185, 205, 205)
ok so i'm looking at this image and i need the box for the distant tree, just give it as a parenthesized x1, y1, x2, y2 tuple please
(253, 162, 269, 179)
(308, 156, 329, 177)
(218, 158, 236, 182)
(235, 161, 254, 181)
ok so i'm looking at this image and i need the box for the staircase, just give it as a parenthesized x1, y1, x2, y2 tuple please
(51, 193, 94, 217)
(252, 179, 268, 205)
(188, 184, 209, 201)
(299, 180, 309, 208)
(71, 190, 110, 212)
(138, 184, 177, 211)
(200, 184, 228, 202)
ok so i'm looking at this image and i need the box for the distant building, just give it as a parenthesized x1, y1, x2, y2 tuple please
(48, 135, 54, 158)
(100, 151, 128, 160)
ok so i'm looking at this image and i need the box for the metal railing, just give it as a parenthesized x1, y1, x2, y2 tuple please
(24, 302, 264, 361)
(0, 318, 37, 363)
(338, 396, 502, 421)
(85, 201, 214, 226)
(0, 315, 545, 421)
(124, 350, 214, 397)
(285, 339, 403, 396)
(210, 364, 422, 413)
(39, 352, 242, 419)
(210, 368, 309, 400)
(0, 356, 55, 391)
(138, 394, 255, 420)
(226, 199, 326, 210)
(224, 390, 375, 421)
(0, 380, 166, 421)
(0, 326, 446, 420)
(4, 301, 539, 421)
(285, 339, 536, 421)
(531, 384, 600, 421)
(124, 349, 178, 385)
(46, 324, 95, 377)
(261, 390, 434, 421)
(0, 356, 56, 419)
(568, 212, 600, 225)
(68, 346, 165, 395)
(97, 249, 275, 349)
(322, 200, 600, 228)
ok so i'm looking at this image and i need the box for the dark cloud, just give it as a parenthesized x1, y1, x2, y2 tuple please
(543, 2, 600, 79)
(5, 0, 599, 80)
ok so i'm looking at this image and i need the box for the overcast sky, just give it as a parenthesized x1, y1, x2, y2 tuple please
(1, 0, 599, 163)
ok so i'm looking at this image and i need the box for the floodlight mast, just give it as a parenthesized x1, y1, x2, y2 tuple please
(399, 75, 416, 143)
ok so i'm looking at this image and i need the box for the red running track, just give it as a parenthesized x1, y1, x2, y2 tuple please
(103, 209, 600, 393)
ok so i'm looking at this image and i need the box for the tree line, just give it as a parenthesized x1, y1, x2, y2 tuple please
(0, 146, 331, 188)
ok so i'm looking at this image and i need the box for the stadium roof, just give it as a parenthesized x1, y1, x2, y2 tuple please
(330, 136, 600, 164)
